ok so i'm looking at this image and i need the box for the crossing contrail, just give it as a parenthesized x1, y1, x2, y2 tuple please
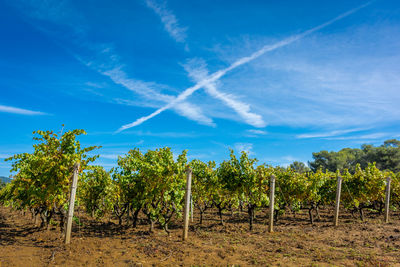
(116, 1, 372, 133)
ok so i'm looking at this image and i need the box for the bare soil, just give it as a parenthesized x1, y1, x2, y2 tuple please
(1, 206, 400, 266)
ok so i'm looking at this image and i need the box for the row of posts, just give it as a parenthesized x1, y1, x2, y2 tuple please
(65, 165, 392, 243)
(182, 171, 393, 240)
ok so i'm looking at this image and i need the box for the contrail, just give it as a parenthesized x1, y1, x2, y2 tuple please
(184, 60, 266, 127)
(0, 104, 47, 116)
(116, 2, 372, 133)
(145, 0, 187, 43)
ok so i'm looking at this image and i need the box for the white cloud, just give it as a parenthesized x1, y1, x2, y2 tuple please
(261, 156, 306, 167)
(236, 24, 400, 129)
(296, 128, 367, 139)
(173, 102, 216, 127)
(82, 44, 215, 128)
(234, 143, 253, 154)
(187, 153, 210, 160)
(0, 104, 47, 116)
(247, 129, 267, 135)
(145, 1, 262, 127)
(90, 162, 117, 168)
(325, 132, 390, 141)
(99, 154, 120, 160)
(9, 0, 87, 35)
(85, 81, 105, 88)
(183, 58, 265, 127)
(11, 0, 214, 128)
(122, 130, 202, 138)
(200, 4, 400, 131)
(118, 2, 371, 131)
(0, 165, 11, 169)
(145, 0, 187, 43)
(100, 65, 172, 103)
(281, 155, 298, 162)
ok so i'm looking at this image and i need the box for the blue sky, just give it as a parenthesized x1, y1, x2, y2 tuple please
(1, 0, 400, 176)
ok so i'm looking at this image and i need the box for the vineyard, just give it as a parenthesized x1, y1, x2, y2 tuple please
(1, 128, 400, 266)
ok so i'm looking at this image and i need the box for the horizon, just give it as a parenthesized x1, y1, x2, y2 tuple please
(1, 0, 400, 176)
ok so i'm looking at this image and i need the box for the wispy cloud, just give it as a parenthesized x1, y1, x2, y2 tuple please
(241, 38, 400, 128)
(187, 153, 211, 160)
(172, 101, 216, 126)
(11, 0, 214, 127)
(0, 164, 12, 169)
(281, 155, 298, 162)
(99, 64, 172, 103)
(85, 81, 105, 88)
(234, 142, 253, 154)
(296, 128, 367, 139)
(183, 58, 265, 127)
(99, 154, 120, 160)
(118, 2, 372, 132)
(145, 0, 187, 43)
(0, 104, 47, 116)
(145, 0, 263, 128)
(144, 0, 265, 128)
(247, 129, 267, 135)
(261, 155, 305, 167)
(98, 63, 214, 126)
(93, 141, 144, 147)
(10, 0, 86, 29)
(90, 162, 117, 168)
(122, 130, 203, 138)
(244, 129, 268, 137)
(325, 132, 390, 141)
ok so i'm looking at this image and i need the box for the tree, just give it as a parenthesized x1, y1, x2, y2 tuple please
(341, 163, 386, 220)
(289, 161, 310, 173)
(189, 159, 217, 225)
(362, 142, 400, 172)
(4, 127, 100, 229)
(0, 181, 5, 190)
(78, 166, 113, 218)
(309, 148, 363, 173)
(116, 147, 188, 234)
(309, 139, 400, 173)
(112, 148, 147, 227)
(217, 150, 269, 230)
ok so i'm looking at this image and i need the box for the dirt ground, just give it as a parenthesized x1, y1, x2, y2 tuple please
(1, 206, 400, 266)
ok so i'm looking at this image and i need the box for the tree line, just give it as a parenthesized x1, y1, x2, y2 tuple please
(307, 139, 400, 173)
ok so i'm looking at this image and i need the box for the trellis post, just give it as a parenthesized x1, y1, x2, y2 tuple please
(183, 168, 192, 241)
(334, 175, 342, 226)
(65, 163, 80, 244)
(384, 176, 391, 223)
(268, 175, 276, 233)
(190, 194, 194, 223)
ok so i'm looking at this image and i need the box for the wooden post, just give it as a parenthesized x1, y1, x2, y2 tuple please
(333, 175, 342, 227)
(182, 168, 192, 241)
(268, 175, 276, 233)
(190, 194, 194, 223)
(384, 176, 391, 223)
(65, 163, 80, 244)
